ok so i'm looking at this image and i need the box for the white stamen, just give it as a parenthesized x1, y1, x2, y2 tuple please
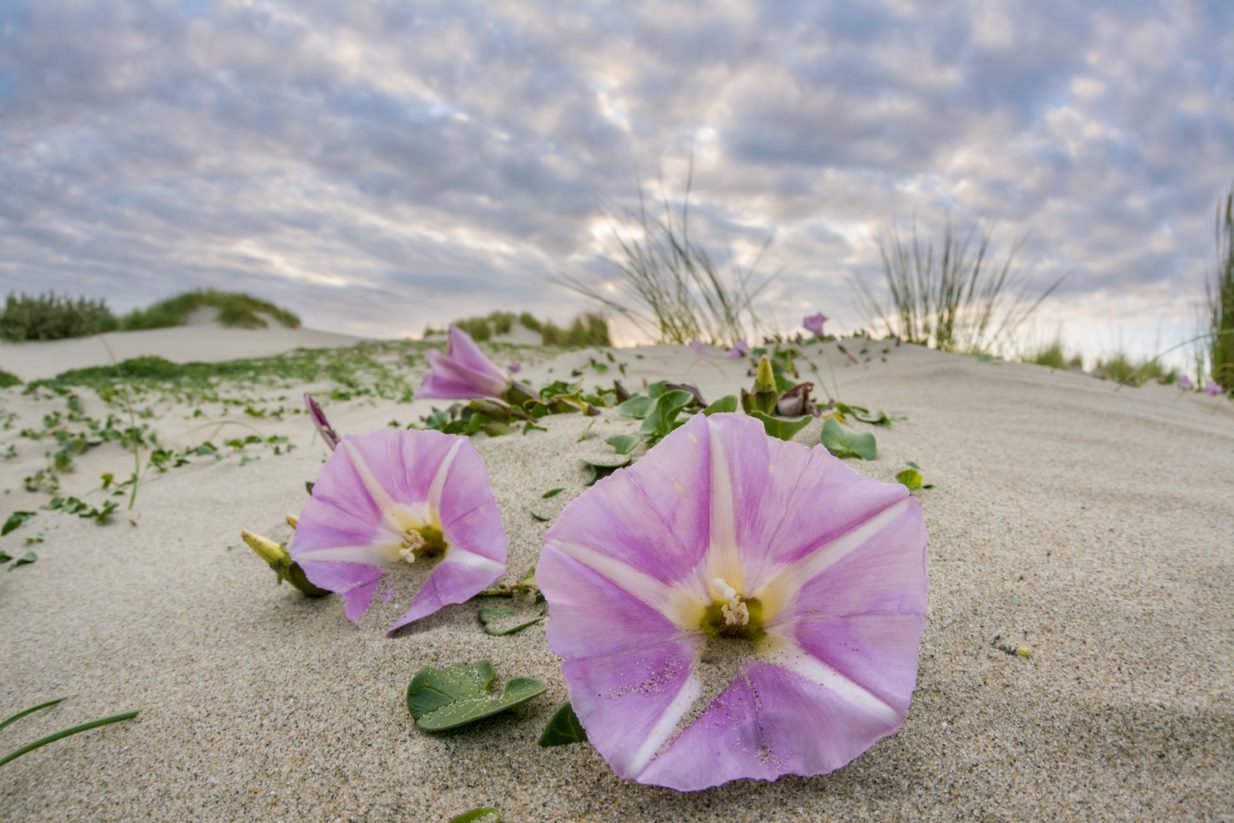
(399, 530, 426, 564)
(712, 577, 749, 627)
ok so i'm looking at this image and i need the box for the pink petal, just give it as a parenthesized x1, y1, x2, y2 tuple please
(638, 661, 905, 791)
(416, 326, 511, 400)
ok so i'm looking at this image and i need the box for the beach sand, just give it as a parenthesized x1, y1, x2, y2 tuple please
(1, 332, 1231, 821)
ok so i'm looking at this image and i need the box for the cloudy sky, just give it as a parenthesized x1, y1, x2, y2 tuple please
(2, 0, 1232, 360)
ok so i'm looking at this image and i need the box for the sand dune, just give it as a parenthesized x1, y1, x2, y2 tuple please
(0, 319, 365, 382)
(0, 329, 1231, 821)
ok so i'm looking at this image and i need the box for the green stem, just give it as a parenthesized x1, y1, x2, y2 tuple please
(0, 697, 69, 733)
(0, 710, 140, 769)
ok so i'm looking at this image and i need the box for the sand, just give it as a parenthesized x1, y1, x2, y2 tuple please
(0, 317, 365, 382)
(0, 332, 1231, 821)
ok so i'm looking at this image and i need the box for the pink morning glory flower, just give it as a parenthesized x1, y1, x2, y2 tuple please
(418, 325, 513, 400)
(723, 340, 750, 359)
(291, 429, 507, 634)
(538, 413, 927, 791)
(688, 340, 712, 357)
(1204, 380, 1223, 396)
(1177, 375, 1193, 390)
(803, 313, 828, 336)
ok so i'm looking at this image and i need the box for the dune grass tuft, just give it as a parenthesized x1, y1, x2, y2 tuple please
(1, 292, 118, 341)
(121, 289, 300, 331)
(560, 161, 775, 346)
(1024, 339, 1083, 371)
(1209, 187, 1234, 391)
(1093, 352, 1179, 387)
(853, 218, 1062, 354)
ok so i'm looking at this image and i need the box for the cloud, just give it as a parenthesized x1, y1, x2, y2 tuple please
(0, 0, 1230, 361)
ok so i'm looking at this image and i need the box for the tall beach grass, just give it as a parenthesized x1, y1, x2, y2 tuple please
(561, 161, 776, 345)
(1209, 187, 1234, 391)
(853, 218, 1063, 354)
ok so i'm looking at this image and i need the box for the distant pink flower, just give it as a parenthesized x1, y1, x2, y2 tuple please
(292, 430, 507, 633)
(723, 340, 750, 359)
(1177, 375, 1193, 390)
(539, 413, 927, 791)
(508, 361, 523, 374)
(304, 393, 341, 451)
(418, 325, 512, 400)
(803, 313, 828, 337)
(1204, 380, 1223, 396)
(688, 340, 712, 357)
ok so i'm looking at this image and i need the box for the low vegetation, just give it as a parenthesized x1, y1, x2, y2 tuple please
(1023, 339, 1083, 371)
(0, 289, 300, 342)
(427, 310, 611, 347)
(119, 289, 300, 331)
(0, 293, 117, 341)
(1092, 353, 1179, 387)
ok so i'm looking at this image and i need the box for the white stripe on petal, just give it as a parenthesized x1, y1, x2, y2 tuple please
(443, 546, 505, 574)
(764, 638, 899, 724)
(427, 437, 465, 515)
(294, 543, 392, 565)
(550, 539, 706, 629)
(627, 673, 701, 777)
(341, 440, 406, 534)
(756, 497, 911, 620)
(706, 422, 744, 591)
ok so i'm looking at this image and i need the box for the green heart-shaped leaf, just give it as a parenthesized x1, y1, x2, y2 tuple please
(703, 395, 738, 416)
(616, 395, 652, 419)
(749, 411, 812, 441)
(639, 390, 694, 440)
(582, 457, 631, 486)
(820, 418, 877, 461)
(478, 605, 544, 636)
(605, 434, 641, 455)
(538, 702, 588, 747)
(407, 660, 547, 732)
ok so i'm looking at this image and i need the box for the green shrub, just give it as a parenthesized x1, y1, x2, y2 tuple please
(518, 312, 541, 332)
(1094, 353, 1178, 387)
(0, 368, 21, 388)
(121, 290, 299, 331)
(540, 312, 611, 347)
(0, 292, 117, 341)
(1026, 340, 1083, 370)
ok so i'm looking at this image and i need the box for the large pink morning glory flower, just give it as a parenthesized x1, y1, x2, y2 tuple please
(291, 429, 507, 633)
(418, 325, 513, 400)
(538, 413, 927, 791)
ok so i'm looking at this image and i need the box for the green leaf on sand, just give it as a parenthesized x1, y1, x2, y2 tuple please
(896, 467, 923, 490)
(820, 418, 877, 460)
(582, 457, 631, 486)
(406, 660, 547, 732)
(616, 395, 653, 419)
(538, 702, 588, 747)
(8, 551, 37, 571)
(541, 487, 564, 499)
(604, 434, 640, 455)
(478, 605, 544, 636)
(449, 809, 501, 823)
(703, 395, 738, 415)
(2, 511, 35, 537)
(639, 390, 694, 442)
(748, 411, 812, 441)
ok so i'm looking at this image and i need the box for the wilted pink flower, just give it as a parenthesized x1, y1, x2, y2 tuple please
(304, 393, 341, 451)
(1204, 380, 1223, 396)
(292, 430, 507, 633)
(418, 325, 512, 400)
(803, 313, 828, 336)
(723, 340, 750, 359)
(508, 361, 523, 374)
(539, 413, 927, 791)
(1177, 374, 1193, 390)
